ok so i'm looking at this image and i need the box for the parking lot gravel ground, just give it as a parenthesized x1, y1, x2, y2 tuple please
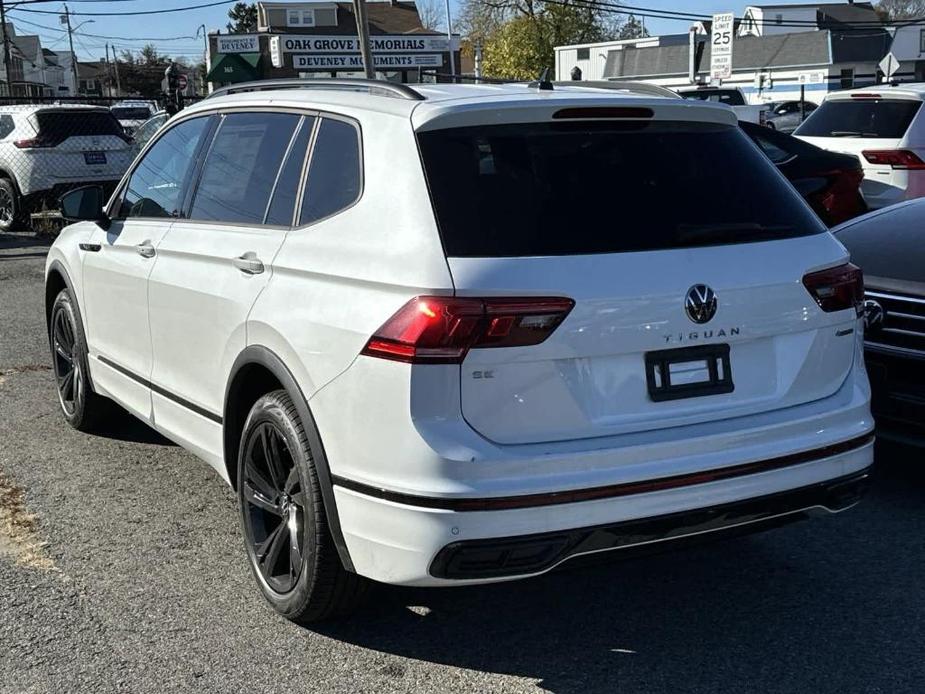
(1, 231, 924, 693)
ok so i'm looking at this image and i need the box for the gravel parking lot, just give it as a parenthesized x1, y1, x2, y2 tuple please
(1, 231, 924, 694)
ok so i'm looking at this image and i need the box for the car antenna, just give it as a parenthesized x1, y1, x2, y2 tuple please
(529, 67, 554, 91)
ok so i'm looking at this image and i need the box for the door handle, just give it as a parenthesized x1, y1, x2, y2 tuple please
(232, 253, 265, 275)
(136, 242, 156, 259)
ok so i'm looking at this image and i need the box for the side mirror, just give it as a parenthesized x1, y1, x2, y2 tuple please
(60, 185, 108, 226)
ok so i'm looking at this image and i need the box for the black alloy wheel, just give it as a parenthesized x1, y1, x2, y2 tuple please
(241, 421, 307, 594)
(237, 390, 369, 623)
(51, 300, 83, 417)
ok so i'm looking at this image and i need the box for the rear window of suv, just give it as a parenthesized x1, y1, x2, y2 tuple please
(795, 98, 922, 138)
(417, 120, 824, 257)
(34, 110, 126, 145)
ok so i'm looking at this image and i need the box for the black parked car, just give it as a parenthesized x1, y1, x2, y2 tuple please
(835, 199, 925, 443)
(740, 121, 867, 226)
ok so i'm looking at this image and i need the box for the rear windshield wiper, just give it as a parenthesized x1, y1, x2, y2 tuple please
(828, 131, 878, 137)
(675, 223, 794, 245)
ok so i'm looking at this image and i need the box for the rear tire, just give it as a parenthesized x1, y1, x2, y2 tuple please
(237, 390, 368, 623)
(49, 289, 111, 432)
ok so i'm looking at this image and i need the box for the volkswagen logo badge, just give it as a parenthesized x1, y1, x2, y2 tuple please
(685, 284, 718, 324)
(863, 299, 884, 331)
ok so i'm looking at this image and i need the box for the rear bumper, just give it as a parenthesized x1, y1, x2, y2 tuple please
(333, 433, 874, 586)
(429, 468, 871, 580)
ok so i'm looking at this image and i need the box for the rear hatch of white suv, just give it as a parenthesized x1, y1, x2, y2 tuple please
(386, 99, 863, 445)
(795, 89, 925, 209)
(17, 108, 134, 189)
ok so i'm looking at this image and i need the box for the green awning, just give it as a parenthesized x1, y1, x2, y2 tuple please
(206, 52, 261, 84)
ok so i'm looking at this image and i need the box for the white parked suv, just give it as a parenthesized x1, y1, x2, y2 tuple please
(110, 100, 156, 136)
(45, 79, 875, 623)
(0, 105, 134, 230)
(795, 83, 925, 209)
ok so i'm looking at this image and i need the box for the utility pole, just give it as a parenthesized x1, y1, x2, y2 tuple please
(113, 52, 121, 95)
(0, 0, 12, 97)
(443, 0, 455, 78)
(351, 0, 375, 79)
(64, 5, 79, 95)
(105, 43, 112, 97)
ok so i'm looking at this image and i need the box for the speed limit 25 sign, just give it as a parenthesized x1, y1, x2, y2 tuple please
(710, 12, 735, 81)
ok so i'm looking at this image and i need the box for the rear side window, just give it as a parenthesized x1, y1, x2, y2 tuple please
(34, 110, 125, 145)
(189, 112, 300, 225)
(795, 99, 922, 138)
(0, 115, 13, 139)
(418, 120, 824, 257)
(120, 116, 210, 219)
(300, 118, 361, 225)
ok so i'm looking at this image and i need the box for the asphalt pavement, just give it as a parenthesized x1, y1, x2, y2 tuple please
(1, 231, 924, 693)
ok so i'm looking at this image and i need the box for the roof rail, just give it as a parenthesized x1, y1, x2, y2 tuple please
(206, 78, 426, 101)
(557, 81, 681, 100)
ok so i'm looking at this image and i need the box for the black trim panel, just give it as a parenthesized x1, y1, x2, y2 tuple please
(97, 355, 223, 424)
(332, 432, 875, 512)
(429, 469, 872, 579)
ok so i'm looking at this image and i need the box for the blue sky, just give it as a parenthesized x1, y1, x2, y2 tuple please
(4, 0, 822, 62)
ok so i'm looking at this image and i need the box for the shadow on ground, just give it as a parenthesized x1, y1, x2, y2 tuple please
(313, 443, 925, 693)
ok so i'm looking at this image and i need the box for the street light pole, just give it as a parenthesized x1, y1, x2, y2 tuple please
(443, 0, 455, 78)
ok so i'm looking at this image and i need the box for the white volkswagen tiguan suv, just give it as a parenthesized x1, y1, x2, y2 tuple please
(45, 80, 875, 623)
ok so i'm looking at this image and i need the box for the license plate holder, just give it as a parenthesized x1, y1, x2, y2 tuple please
(645, 344, 734, 402)
(84, 151, 106, 165)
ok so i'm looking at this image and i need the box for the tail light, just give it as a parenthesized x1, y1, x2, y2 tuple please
(802, 263, 863, 313)
(862, 149, 925, 170)
(13, 138, 53, 149)
(361, 296, 575, 364)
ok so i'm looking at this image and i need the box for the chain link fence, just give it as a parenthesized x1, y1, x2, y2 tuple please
(0, 95, 202, 233)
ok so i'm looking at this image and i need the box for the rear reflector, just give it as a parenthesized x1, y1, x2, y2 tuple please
(552, 107, 653, 120)
(802, 263, 863, 313)
(862, 149, 925, 170)
(361, 296, 575, 364)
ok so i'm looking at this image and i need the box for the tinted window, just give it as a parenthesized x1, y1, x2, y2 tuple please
(795, 99, 922, 138)
(133, 114, 168, 148)
(120, 117, 210, 219)
(34, 110, 125, 145)
(680, 89, 746, 106)
(418, 121, 824, 257)
(0, 115, 13, 139)
(112, 107, 152, 121)
(300, 118, 361, 224)
(265, 116, 314, 226)
(189, 112, 300, 225)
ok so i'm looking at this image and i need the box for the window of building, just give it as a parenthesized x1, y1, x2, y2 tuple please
(120, 116, 211, 219)
(287, 9, 315, 26)
(189, 112, 301, 225)
(840, 68, 855, 90)
(265, 116, 314, 226)
(774, 13, 783, 24)
(920, 28, 925, 53)
(300, 118, 362, 225)
(576, 47, 590, 60)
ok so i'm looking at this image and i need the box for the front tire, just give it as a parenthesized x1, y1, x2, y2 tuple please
(49, 289, 109, 432)
(0, 178, 19, 231)
(237, 390, 368, 623)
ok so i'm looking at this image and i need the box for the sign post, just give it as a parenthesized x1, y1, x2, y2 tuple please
(879, 52, 899, 83)
(710, 12, 735, 82)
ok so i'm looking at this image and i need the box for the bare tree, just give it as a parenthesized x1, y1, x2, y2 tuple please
(417, 0, 447, 31)
(876, 0, 925, 19)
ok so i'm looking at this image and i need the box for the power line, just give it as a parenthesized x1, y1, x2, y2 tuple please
(10, 0, 234, 16)
(11, 15, 202, 40)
